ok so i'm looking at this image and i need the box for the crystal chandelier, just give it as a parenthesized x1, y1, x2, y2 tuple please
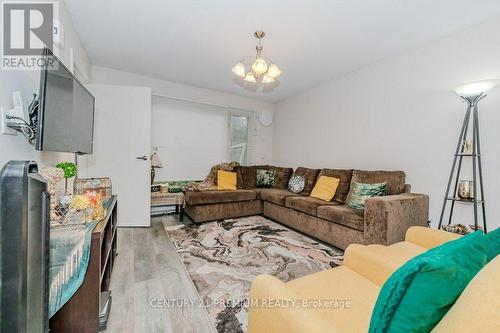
(232, 31, 281, 86)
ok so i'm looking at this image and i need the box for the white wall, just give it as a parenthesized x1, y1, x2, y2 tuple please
(91, 66, 275, 170)
(273, 17, 500, 230)
(54, 0, 92, 81)
(0, 0, 91, 171)
(152, 97, 230, 180)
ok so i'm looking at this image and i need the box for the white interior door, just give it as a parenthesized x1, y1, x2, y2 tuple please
(80, 84, 151, 227)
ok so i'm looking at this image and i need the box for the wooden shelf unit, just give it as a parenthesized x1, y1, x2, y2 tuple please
(50, 196, 118, 333)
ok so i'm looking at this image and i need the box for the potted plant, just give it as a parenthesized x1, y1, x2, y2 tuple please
(56, 162, 77, 191)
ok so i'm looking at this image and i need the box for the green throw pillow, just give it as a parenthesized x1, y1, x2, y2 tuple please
(347, 182, 388, 210)
(485, 227, 500, 261)
(368, 231, 487, 333)
(256, 169, 276, 188)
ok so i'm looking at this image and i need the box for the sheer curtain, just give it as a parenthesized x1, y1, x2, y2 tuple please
(228, 109, 255, 166)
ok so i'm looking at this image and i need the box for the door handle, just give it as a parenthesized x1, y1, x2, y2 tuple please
(136, 155, 148, 160)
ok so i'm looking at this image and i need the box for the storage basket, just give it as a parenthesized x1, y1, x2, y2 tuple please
(74, 178, 112, 199)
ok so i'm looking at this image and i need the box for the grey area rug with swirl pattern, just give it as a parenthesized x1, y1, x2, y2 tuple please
(165, 215, 344, 333)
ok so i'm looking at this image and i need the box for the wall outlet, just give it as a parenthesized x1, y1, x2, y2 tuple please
(1, 107, 17, 135)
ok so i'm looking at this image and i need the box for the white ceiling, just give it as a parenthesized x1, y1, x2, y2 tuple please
(64, 0, 500, 103)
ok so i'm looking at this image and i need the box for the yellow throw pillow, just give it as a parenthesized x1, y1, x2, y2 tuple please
(217, 170, 237, 190)
(310, 176, 340, 201)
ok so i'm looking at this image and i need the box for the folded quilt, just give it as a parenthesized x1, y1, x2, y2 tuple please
(183, 161, 239, 192)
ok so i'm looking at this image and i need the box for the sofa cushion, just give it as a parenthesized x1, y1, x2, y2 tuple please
(432, 256, 500, 333)
(286, 196, 340, 216)
(256, 169, 276, 188)
(185, 200, 262, 223)
(318, 169, 353, 203)
(368, 231, 487, 333)
(235, 165, 269, 189)
(317, 205, 365, 231)
(247, 188, 264, 199)
(260, 189, 302, 206)
(346, 182, 388, 210)
(270, 166, 294, 189)
(184, 189, 257, 205)
(485, 227, 500, 262)
(293, 167, 321, 196)
(310, 176, 340, 201)
(405, 226, 462, 250)
(234, 166, 245, 189)
(347, 170, 406, 202)
(287, 174, 305, 193)
(344, 242, 427, 286)
(217, 170, 237, 190)
(285, 266, 380, 333)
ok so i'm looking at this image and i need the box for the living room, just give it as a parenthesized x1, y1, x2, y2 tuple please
(0, 1, 499, 333)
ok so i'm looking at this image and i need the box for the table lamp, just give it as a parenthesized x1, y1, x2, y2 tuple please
(150, 153, 163, 184)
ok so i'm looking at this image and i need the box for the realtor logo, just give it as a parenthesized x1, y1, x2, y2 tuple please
(1, 1, 58, 69)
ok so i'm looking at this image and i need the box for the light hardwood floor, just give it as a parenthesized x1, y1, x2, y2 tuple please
(104, 214, 216, 333)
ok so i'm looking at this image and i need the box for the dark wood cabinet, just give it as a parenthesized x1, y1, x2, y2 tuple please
(50, 196, 118, 333)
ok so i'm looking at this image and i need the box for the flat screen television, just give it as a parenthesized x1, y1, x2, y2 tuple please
(36, 48, 95, 154)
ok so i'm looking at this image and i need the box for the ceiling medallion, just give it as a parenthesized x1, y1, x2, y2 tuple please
(232, 30, 281, 89)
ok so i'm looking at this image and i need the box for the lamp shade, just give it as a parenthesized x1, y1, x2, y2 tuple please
(244, 72, 256, 83)
(150, 153, 163, 168)
(252, 57, 268, 75)
(453, 79, 500, 98)
(266, 63, 281, 78)
(262, 74, 275, 83)
(232, 62, 246, 77)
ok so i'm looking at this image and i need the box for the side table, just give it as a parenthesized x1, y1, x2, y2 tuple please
(151, 191, 185, 221)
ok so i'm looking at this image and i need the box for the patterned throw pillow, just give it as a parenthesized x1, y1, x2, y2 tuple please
(256, 169, 276, 188)
(287, 175, 306, 193)
(347, 182, 388, 210)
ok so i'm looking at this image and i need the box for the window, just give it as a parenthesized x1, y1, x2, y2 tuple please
(229, 114, 249, 165)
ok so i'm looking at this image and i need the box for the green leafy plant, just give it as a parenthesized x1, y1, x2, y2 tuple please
(56, 162, 77, 190)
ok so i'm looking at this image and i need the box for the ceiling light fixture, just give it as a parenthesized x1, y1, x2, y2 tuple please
(232, 31, 281, 87)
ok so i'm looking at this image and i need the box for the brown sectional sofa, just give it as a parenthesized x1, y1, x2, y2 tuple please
(184, 166, 429, 250)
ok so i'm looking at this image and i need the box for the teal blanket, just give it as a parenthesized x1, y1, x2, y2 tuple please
(49, 221, 97, 317)
(49, 199, 113, 317)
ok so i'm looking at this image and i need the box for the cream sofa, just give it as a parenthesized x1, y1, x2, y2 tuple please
(248, 227, 499, 333)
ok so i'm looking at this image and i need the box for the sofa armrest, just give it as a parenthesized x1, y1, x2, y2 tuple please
(405, 226, 461, 249)
(364, 193, 429, 245)
(248, 275, 338, 333)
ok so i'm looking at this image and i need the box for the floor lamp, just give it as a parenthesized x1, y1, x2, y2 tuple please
(438, 79, 500, 233)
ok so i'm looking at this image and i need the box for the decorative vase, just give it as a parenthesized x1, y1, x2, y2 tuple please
(461, 139, 473, 154)
(458, 180, 474, 199)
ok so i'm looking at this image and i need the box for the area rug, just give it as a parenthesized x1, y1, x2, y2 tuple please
(165, 215, 344, 333)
